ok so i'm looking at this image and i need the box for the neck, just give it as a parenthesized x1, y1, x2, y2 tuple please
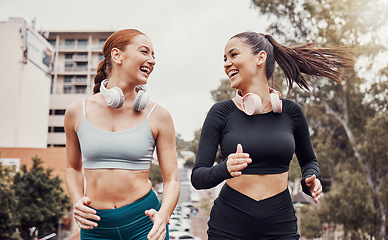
(238, 78, 272, 111)
(105, 76, 138, 101)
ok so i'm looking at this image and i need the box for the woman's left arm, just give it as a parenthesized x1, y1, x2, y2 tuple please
(292, 103, 322, 203)
(146, 105, 179, 240)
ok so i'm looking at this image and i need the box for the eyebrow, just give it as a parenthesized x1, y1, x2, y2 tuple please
(224, 48, 237, 59)
(139, 45, 155, 56)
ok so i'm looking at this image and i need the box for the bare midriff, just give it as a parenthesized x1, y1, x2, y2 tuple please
(226, 172, 289, 201)
(84, 169, 152, 209)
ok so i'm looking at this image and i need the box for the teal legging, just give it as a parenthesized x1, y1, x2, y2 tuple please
(80, 190, 169, 240)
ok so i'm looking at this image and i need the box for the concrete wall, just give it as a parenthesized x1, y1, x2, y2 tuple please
(0, 18, 52, 148)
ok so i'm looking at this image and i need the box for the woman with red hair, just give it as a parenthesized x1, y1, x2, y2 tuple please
(65, 29, 179, 240)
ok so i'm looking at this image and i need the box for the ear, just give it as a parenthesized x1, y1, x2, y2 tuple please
(256, 50, 267, 66)
(111, 48, 122, 65)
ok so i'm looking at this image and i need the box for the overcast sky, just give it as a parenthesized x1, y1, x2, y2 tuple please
(0, 0, 269, 141)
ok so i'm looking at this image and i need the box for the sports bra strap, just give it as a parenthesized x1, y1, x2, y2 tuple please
(82, 98, 86, 116)
(147, 104, 158, 119)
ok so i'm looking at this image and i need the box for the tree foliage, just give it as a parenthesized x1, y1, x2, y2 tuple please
(148, 163, 163, 187)
(210, 78, 236, 102)
(12, 157, 72, 240)
(251, 0, 388, 238)
(0, 163, 21, 240)
(176, 134, 191, 154)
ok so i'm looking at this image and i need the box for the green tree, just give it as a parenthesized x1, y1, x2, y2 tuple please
(319, 167, 376, 239)
(190, 128, 202, 155)
(12, 157, 72, 240)
(148, 163, 163, 187)
(176, 133, 191, 154)
(299, 205, 322, 239)
(251, 0, 388, 238)
(0, 163, 21, 240)
(210, 78, 235, 102)
(183, 157, 195, 168)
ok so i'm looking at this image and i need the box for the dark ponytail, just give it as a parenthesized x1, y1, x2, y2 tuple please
(231, 32, 354, 92)
(93, 29, 146, 94)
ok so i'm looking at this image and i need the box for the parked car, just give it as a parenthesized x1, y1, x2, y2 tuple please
(169, 219, 190, 232)
(169, 231, 201, 240)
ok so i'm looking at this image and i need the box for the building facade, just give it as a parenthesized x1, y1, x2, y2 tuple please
(0, 17, 114, 148)
(0, 18, 54, 148)
(46, 30, 114, 147)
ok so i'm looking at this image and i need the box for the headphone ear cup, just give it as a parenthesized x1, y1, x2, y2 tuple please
(270, 92, 282, 113)
(133, 90, 149, 111)
(242, 93, 262, 115)
(110, 87, 125, 108)
(100, 79, 124, 108)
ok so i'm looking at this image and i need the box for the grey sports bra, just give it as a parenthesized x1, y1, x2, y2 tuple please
(77, 98, 157, 170)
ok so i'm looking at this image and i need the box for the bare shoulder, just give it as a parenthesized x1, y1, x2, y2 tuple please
(148, 102, 174, 131)
(64, 98, 84, 126)
(152, 103, 172, 121)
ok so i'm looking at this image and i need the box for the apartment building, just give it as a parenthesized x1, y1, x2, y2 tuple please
(46, 30, 114, 147)
(0, 18, 54, 148)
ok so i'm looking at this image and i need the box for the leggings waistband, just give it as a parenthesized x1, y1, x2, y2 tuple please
(218, 183, 293, 218)
(92, 189, 161, 229)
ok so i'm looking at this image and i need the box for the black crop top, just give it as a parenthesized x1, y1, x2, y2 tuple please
(191, 99, 319, 196)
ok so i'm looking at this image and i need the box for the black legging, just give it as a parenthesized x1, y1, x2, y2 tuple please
(207, 184, 300, 240)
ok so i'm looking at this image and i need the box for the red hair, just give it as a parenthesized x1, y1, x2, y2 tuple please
(93, 29, 146, 93)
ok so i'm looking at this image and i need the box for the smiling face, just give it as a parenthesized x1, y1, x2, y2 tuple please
(118, 34, 155, 85)
(224, 37, 259, 90)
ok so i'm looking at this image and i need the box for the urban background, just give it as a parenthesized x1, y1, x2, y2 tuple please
(1, 0, 387, 239)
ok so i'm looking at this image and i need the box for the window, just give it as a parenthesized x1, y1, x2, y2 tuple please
(64, 76, 72, 83)
(76, 75, 87, 83)
(64, 85, 72, 93)
(77, 62, 87, 71)
(77, 53, 87, 60)
(54, 109, 66, 115)
(65, 39, 75, 48)
(75, 85, 86, 93)
(65, 53, 73, 59)
(99, 39, 105, 47)
(78, 39, 87, 49)
(99, 53, 104, 61)
(48, 39, 56, 47)
(53, 127, 65, 132)
(65, 63, 73, 71)
(53, 144, 66, 147)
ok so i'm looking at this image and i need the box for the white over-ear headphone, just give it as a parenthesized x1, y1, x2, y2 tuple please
(100, 79, 148, 111)
(133, 86, 149, 111)
(235, 88, 282, 115)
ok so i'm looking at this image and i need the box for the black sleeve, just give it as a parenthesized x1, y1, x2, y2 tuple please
(290, 103, 320, 197)
(191, 103, 232, 190)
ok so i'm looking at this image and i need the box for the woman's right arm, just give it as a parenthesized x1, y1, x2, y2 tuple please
(191, 104, 233, 190)
(64, 100, 100, 229)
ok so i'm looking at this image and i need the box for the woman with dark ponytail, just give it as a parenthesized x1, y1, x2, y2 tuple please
(65, 29, 179, 240)
(191, 32, 353, 239)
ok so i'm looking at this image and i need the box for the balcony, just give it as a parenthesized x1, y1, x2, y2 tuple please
(57, 45, 89, 52)
(91, 44, 104, 52)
